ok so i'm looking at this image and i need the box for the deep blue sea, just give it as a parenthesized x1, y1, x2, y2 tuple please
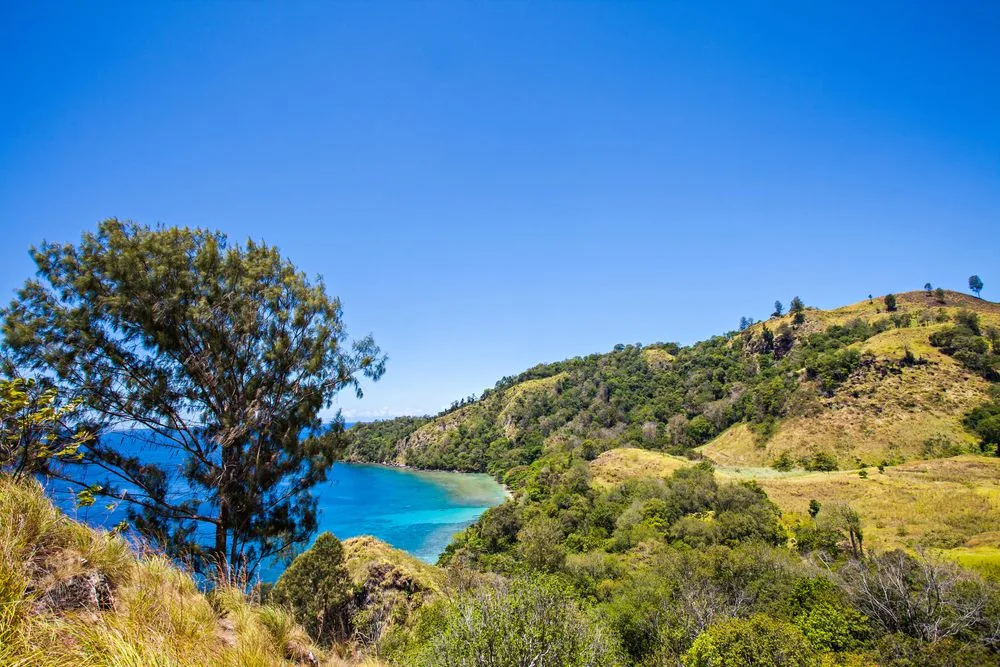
(45, 429, 506, 580)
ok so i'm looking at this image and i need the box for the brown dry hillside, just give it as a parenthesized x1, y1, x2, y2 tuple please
(699, 290, 999, 469)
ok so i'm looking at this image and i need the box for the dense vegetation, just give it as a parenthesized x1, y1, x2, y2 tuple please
(310, 287, 1000, 665)
(337, 293, 1000, 479)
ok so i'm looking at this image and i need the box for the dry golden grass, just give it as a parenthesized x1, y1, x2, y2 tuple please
(702, 294, 995, 470)
(582, 445, 1000, 566)
(0, 476, 379, 667)
(641, 347, 675, 369)
(756, 456, 1000, 554)
(744, 290, 1000, 339)
(342, 536, 445, 593)
(588, 447, 692, 488)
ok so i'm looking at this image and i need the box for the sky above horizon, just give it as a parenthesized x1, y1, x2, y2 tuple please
(2, 2, 998, 421)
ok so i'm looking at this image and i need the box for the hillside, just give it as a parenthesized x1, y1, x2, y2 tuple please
(339, 290, 1000, 565)
(344, 290, 999, 475)
(0, 475, 441, 667)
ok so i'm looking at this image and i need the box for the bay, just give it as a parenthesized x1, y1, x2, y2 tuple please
(46, 430, 506, 580)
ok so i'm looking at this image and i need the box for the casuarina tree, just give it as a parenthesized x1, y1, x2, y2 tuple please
(969, 275, 984, 298)
(1, 219, 386, 577)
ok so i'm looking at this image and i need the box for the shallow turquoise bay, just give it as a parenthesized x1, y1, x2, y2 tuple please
(47, 431, 507, 580)
(307, 462, 507, 563)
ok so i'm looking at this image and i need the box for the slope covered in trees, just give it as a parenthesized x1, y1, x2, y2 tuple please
(316, 288, 1000, 665)
(342, 290, 1000, 477)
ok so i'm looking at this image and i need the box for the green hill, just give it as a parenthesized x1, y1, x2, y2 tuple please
(345, 290, 999, 476)
(340, 289, 1000, 567)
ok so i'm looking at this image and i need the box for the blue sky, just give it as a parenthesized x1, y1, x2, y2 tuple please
(1, 2, 998, 420)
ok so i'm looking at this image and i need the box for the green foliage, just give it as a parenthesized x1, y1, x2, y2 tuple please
(340, 417, 432, 463)
(0, 377, 90, 480)
(516, 515, 565, 572)
(808, 499, 821, 519)
(884, 293, 898, 312)
(970, 274, 984, 297)
(416, 575, 624, 666)
(802, 452, 838, 471)
(805, 348, 862, 395)
(271, 532, 353, 645)
(965, 400, 1000, 451)
(930, 318, 999, 381)
(683, 614, 818, 666)
(773, 451, 794, 471)
(1, 219, 386, 573)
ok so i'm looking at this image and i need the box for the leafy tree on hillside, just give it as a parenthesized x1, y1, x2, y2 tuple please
(970, 275, 984, 298)
(924, 282, 932, 293)
(884, 294, 897, 312)
(271, 532, 354, 644)
(773, 301, 784, 317)
(934, 287, 946, 304)
(1, 219, 386, 576)
(684, 614, 817, 667)
(790, 296, 805, 325)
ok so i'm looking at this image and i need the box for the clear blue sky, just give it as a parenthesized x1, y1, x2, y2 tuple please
(1, 2, 998, 420)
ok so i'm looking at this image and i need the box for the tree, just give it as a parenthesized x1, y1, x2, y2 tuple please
(739, 316, 752, 331)
(789, 296, 805, 325)
(824, 504, 863, 558)
(969, 275, 984, 298)
(773, 301, 784, 317)
(924, 282, 932, 294)
(884, 293, 897, 312)
(683, 614, 817, 667)
(1, 220, 386, 576)
(808, 499, 821, 520)
(935, 287, 946, 304)
(841, 550, 998, 644)
(271, 532, 354, 644)
(517, 515, 566, 572)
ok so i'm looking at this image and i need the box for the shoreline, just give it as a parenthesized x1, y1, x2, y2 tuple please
(340, 457, 513, 499)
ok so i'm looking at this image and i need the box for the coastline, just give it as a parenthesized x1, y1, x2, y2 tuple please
(340, 456, 513, 499)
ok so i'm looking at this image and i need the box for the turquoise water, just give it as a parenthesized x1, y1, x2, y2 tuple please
(307, 462, 506, 563)
(47, 431, 506, 579)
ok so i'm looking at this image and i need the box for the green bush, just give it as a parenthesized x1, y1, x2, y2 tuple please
(271, 532, 353, 644)
(683, 614, 818, 666)
(420, 576, 624, 666)
(964, 401, 1000, 451)
(802, 452, 838, 472)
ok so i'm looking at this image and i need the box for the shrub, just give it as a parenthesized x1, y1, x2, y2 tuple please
(421, 576, 624, 666)
(516, 515, 565, 572)
(683, 614, 818, 666)
(964, 401, 1000, 451)
(271, 532, 353, 644)
(802, 452, 838, 472)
